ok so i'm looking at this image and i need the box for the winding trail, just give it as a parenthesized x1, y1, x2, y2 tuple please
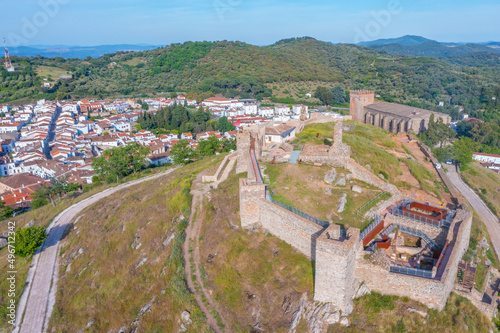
(184, 182, 224, 333)
(444, 165, 500, 258)
(14, 168, 178, 333)
(183, 157, 236, 333)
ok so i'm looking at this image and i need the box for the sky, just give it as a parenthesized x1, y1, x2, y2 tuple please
(2, 0, 499, 46)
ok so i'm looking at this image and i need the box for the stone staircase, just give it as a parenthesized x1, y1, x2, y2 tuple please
(281, 142, 294, 152)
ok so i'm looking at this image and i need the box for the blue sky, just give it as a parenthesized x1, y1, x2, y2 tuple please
(2, 0, 499, 46)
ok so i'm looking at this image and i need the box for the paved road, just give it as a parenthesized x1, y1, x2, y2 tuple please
(14, 168, 177, 333)
(445, 165, 500, 258)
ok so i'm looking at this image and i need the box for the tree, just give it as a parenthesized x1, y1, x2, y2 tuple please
(170, 140, 196, 164)
(92, 143, 150, 182)
(198, 136, 221, 156)
(217, 116, 235, 133)
(0, 200, 13, 220)
(31, 186, 50, 209)
(452, 137, 481, 169)
(14, 226, 48, 258)
(332, 86, 346, 105)
(419, 115, 456, 147)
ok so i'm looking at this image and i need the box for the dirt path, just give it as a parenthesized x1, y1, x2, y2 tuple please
(444, 165, 500, 258)
(184, 171, 231, 333)
(14, 168, 178, 333)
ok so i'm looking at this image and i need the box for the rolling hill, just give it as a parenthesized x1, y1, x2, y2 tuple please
(1, 37, 499, 113)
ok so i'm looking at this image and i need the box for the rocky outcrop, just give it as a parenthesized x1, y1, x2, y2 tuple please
(337, 193, 347, 213)
(290, 294, 341, 333)
(323, 169, 337, 184)
(351, 185, 362, 193)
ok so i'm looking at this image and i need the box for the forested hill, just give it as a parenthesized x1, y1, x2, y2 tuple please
(1, 37, 499, 112)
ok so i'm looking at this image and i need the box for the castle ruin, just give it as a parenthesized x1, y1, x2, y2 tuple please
(236, 121, 472, 315)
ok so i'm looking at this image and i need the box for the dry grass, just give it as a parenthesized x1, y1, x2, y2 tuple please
(264, 163, 386, 229)
(48, 158, 221, 332)
(35, 65, 70, 80)
(330, 292, 492, 332)
(199, 171, 313, 332)
(462, 163, 500, 218)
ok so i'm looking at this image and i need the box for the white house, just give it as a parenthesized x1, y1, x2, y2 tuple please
(113, 121, 131, 132)
(264, 124, 296, 144)
(244, 104, 258, 115)
(274, 104, 291, 115)
(259, 107, 274, 118)
(473, 153, 500, 164)
(292, 104, 308, 115)
(0, 123, 23, 133)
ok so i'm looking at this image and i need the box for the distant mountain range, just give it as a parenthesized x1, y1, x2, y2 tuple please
(7, 44, 162, 59)
(357, 35, 500, 57)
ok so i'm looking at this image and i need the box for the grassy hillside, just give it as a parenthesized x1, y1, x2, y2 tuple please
(198, 171, 314, 332)
(1, 38, 499, 114)
(330, 292, 492, 332)
(48, 158, 223, 332)
(462, 162, 500, 218)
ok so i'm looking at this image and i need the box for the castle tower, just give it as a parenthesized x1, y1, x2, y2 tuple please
(314, 225, 360, 315)
(349, 90, 374, 122)
(239, 178, 266, 229)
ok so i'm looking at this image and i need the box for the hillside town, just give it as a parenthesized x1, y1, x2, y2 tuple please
(0, 95, 327, 209)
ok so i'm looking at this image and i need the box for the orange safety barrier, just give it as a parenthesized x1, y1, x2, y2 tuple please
(362, 219, 385, 247)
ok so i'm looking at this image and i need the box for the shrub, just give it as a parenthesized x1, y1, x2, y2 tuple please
(14, 226, 48, 258)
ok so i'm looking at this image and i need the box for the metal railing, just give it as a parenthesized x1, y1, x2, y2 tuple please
(392, 207, 442, 227)
(390, 265, 433, 279)
(396, 224, 441, 250)
(356, 192, 389, 217)
(359, 215, 382, 241)
(266, 191, 329, 229)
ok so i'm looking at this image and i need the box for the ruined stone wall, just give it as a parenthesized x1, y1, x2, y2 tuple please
(314, 226, 361, 314)
(345, 158, 401, 196)
(258, 199, 323, 260)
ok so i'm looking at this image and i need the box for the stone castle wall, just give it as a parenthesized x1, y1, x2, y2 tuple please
(355, 207, 472, 310)
(258, 199, 323, 260)
(315, 226, 361, 314)
(237, 119, 472, 316)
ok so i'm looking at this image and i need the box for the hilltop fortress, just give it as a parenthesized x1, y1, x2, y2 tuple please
(236, 120, 473, 316)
